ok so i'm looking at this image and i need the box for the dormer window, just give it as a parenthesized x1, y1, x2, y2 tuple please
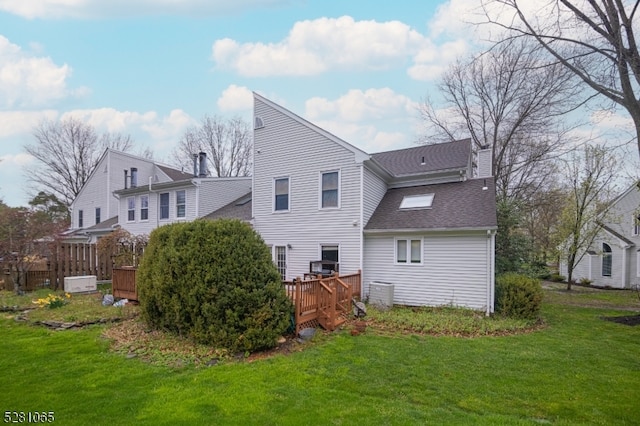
(400, 194, 434, 209)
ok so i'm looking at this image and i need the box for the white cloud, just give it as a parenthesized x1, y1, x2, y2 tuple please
(0, 35, 79, 108)
(0, 0, 291, 19)
(217, 84, 253, 112)
(304, 88, 420, 153)
(213, 16, 456, 80)
(0, 110, 58, 138)
(306, 88, 418, 122)
(0, 152, 34, 167)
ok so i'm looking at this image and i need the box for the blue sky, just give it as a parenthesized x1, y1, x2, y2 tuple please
(0, 0, 635, 207)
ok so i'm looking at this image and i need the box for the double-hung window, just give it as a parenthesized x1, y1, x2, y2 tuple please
(396, 238, 422, 265)
(176, 190, 186, 218)
(140, 195, 149, 221)
(160, 193, 169, 220)
(127, 197, 135, 221)
(321, 171, 339, 208)
(274, 177, 289, 212)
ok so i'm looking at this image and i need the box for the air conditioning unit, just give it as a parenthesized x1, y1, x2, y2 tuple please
(369, 281, 394, 310)
(64, 275, 97, 293)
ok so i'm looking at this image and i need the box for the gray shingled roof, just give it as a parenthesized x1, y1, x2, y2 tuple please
(157, 164, 194, 181)
(203, 193, 252, 222)
(83, 215, 119, 231)
(364, 178, 497, 231)
(371, 138, 471, 177)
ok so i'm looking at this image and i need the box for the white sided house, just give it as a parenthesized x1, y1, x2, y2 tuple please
(560, 182, 640, 289)
(112, 155, 251, 237)
(67, 149, 251, 242)
(214, 93, 498, 313)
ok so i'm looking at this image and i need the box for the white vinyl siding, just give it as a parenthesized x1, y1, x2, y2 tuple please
(364, 232, 491, 310)
(195, 178, 252, 217)
(362, 165, 387, 226)
(253, 96, 363, 280)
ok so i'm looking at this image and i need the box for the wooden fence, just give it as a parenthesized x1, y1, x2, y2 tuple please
(112, 267, 138, 301)
(284, 270, 361, 335)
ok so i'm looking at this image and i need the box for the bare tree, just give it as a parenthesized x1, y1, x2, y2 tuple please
(0, 204, 66, 293)
(555, 145, 618, 289)
(174, 115, 252, 177)
(483, 0, 640, 157)
(25, 117, 133, 207)
(420, 38, 582, 201)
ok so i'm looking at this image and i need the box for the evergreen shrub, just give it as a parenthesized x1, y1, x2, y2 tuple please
(495, 273, 543, 320)
(137, 219, 293, 352)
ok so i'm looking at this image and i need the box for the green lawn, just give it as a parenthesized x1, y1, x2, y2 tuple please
(1, 286, 639, 425)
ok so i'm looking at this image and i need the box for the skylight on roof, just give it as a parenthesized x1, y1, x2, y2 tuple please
(400, 194, 434, 209)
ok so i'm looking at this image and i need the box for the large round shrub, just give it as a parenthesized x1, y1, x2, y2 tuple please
(137, 219, 293, 352)
(495, 273, 543, 320)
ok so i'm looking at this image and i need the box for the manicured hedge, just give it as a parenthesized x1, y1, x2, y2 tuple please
(495, 273, 543, 320)
(137, 219, 293, 352)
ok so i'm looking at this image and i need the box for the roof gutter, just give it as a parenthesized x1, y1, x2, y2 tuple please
(363, 226, 498, 234)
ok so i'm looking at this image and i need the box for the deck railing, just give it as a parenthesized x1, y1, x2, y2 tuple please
(284, 270, 361, 334)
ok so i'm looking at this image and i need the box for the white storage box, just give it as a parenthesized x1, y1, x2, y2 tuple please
(369, 281, 394, 310)
(64, 275, 97, 293)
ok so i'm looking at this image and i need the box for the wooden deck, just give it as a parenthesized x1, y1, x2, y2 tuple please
(283, 270, 361, 335)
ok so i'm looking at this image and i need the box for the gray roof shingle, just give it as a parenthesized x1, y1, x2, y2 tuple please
(371, 138, 471, 177)
(203, 193, 252, 222)
(364, 178, 497, 231)
(157, 164, 194, 181)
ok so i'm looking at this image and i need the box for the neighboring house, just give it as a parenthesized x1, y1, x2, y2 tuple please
(210, 93, 497, 313)
(560, 182, 640, 288)
(67, 149, 178, 243)
(67, 149, 251, 242)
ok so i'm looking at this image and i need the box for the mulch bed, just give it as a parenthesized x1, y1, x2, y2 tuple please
(601, 314, 640, 326)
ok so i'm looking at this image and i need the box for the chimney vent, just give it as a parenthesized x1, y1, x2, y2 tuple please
(198, 152, 207, 178)
(193, 153, 199, 177)
(130, 168, 138, 188)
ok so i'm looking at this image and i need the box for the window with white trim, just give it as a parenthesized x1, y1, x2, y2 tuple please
(95, 207, 101, 225)
(127, 197, 135, 222)
(602, 243, 612, 277)
(176, 190, 186, 218)
(78, 210, 83, 228)
(140, 195, 149, 221)
(274, 177, 289, 212)
(396, 238, 422, 264)
(275, 246, 287, 280)
(634, 214, 640, 236)
(159, 193, 169, 219)
(320, 171, 339, 208)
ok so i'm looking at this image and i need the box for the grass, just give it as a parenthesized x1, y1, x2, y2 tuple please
(1, 284, 639, 425)
(0, 288, 138, 324)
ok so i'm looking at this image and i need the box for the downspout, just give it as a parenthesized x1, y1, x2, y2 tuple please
(486, 229, 495, 316)
(359, 164, 364, 274)
(148, 177, 159, 229)
(194, 179, 201, 218)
